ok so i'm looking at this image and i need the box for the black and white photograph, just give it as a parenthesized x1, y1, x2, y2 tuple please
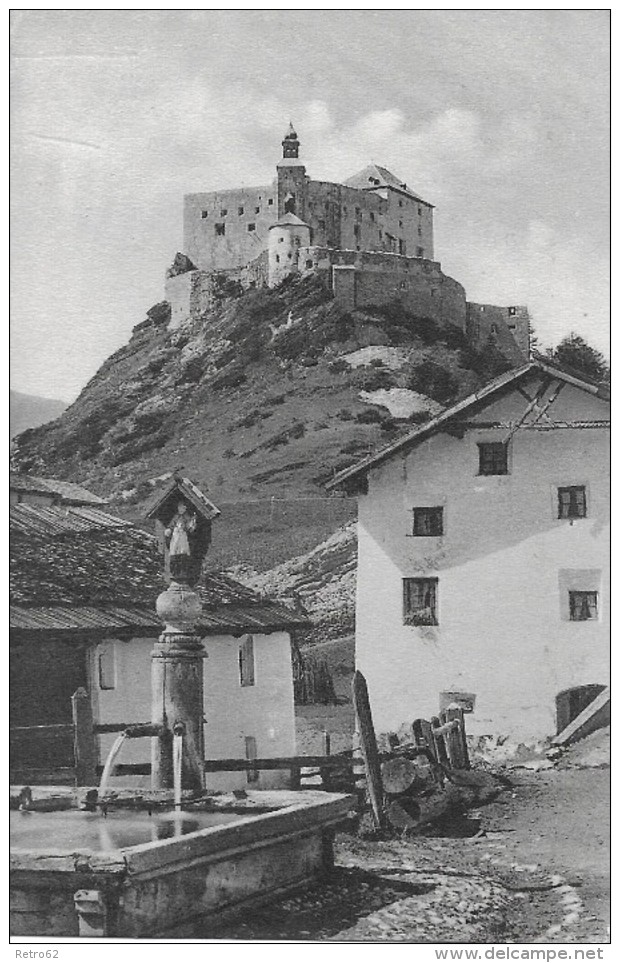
(10, 7, 610, 949)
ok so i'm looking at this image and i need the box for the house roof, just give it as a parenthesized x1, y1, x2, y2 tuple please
(326, 359, 610, 492)
(10, 505, 309, 638)
(344, 164, 432, 205)
(9, 473, 107, 506)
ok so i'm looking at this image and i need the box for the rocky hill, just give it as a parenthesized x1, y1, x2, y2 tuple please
(10, 390, 67, 440)
(11, 274, 515, 570)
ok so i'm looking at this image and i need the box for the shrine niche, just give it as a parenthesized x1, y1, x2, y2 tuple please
(145, 473, 220, 586)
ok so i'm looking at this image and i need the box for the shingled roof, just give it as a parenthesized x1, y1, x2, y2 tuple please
(9, 473, 107, 506)
(10, 505, 309, 638)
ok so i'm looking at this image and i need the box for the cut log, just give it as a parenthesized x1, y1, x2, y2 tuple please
(385, 796, 421, 831)
(381, 757, 434, 796)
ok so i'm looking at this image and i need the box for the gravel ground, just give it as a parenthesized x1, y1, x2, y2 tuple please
(209, 764, 609, 943)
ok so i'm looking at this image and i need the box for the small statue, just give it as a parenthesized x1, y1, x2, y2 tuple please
(145, 474, 220, 587)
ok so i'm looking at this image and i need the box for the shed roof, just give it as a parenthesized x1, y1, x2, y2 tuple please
(326, 358, 610, 492)
(9, 474, 107, 506)
(10, 505, 309, 638)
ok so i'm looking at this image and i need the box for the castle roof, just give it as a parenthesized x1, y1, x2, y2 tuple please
(270, 212, 310, 229)
(344, 164, 432, 205)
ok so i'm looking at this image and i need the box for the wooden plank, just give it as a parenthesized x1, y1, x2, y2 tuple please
(352, 670, 386, 831)
(9, 724, 74, 733)
(203, 755, 351, 772)
(443, 706, 464, 769)
(430, 716, 450, 767)
(72, 687, 97, 787)
(551, 686, 610, 747)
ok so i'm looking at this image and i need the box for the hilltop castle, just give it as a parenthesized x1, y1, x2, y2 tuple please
(165, 125, 530, 361)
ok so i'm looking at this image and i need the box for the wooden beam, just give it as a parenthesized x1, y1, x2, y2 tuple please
(353, 670, 387, 832)
(72, 687, 97, 787)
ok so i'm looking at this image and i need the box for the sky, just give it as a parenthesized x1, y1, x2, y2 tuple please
(11, 9, 610, 402)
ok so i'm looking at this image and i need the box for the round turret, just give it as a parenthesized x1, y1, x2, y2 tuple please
(268, 213, 311, 287)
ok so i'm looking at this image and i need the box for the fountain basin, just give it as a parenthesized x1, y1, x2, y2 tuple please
(10, 788, 353, 938)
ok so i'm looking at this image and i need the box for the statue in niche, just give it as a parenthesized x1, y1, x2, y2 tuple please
(146, 475, 220, 587)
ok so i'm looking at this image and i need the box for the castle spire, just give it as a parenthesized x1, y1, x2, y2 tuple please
(282, 122, 300, 160)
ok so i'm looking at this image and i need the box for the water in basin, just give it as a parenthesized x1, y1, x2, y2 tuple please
(10, 809, 252, 853)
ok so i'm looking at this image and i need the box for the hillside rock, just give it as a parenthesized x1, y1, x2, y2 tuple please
(11, 275, 515, 569)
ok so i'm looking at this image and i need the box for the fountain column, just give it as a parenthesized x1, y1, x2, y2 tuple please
(151, 579, 206, 792)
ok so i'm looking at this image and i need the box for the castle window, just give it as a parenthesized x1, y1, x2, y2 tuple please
(247, 223, 256, 232)
(255, 206, 260, 214)
(201, 210, 208, 219)
(305, 259, 313, 269)
(412, 507, 444, 537)
(418, 206, 422, 216)
(399, 220, 403, 228)
(398, 239, 406, 255)
(403, 578, 438, 626)
(416, 246, 424, 257)
(318, 219, 326, 231)
(478, 442, 508, 476)
(215, 223, 226, 236)
(399, 200, 403, 207)
(558, 486, 587, 520)
(268, 198, 274, 206)
(370, 212, 375, 222)
(353, 224, 361, 238)
(278, 236, 284, 243)
(275, 255, 280, 263)
(569, 591, 599, 621)
(508, 306, 517, 316)
(220, 208, 228, 217)
(287, 253, 292, 259)
(238, 206, 244, 215)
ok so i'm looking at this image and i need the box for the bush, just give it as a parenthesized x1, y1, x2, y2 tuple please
(352, 366, 395, 391)
(408, 359, 459, 404)
(337, 408, 354, 421)
(355, 407, 388, 425)
(328, 358, 350, 374)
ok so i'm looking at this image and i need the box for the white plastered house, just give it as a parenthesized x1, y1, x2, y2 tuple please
(328, 359, 610, 742)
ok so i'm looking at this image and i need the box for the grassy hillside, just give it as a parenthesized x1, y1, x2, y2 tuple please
(12, 275, 514, 570)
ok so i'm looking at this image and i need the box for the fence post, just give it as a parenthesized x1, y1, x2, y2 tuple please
(72, 688, 96, 786)
(322, 731, 331, 756)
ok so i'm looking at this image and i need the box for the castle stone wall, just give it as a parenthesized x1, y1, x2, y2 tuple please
(467, 303, 530, 362)
(183, 186, 277, 271)
(302, 247, 466, 329)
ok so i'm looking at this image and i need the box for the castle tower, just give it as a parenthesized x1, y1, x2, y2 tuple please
(268, 212, 311, 287)
(277, 123, 308, 222)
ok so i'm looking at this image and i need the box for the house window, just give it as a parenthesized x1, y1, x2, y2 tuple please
(399, 220, 403, 228)
(403, 578, 438, 626)
(239, 634, 255, 687)
(305, 259, 313, 269)
(220, 208, 228, 217)
(418, 206, 422, 216)
(245, 736, 259, 783)
(353, 224, 361, 238)
(508, 306, 517, 316)
(98, 644, 116, 690)
(275, 254, 280, 263)
(569, 591, 599, 621)
(412, 507, 444, 537)
(318, 219, 326, 231)
(416, 246, 424, 257)
(238, 206, 244, 215)
(215, 223, 225, 236)
(247, 223, 256, 232)
(370, 212, 375, 222)
(558, 486, 587, 519)
(399, 200, 403, 207)
(268, 198, 274, 205)
(201, 210, 208, 219)
(478, 442, 508, 475)
(398, 239, 406, 255)
(255, 206, 260, 214)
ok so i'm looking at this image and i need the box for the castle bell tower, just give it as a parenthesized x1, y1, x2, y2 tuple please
(277, 122, 308, 222)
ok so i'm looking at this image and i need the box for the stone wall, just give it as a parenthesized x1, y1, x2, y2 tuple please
(183, 185, 277, 271)
(467, 303, 530, 362)
(302, 247, 467, 329)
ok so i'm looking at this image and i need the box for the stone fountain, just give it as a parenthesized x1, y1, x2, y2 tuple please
(10, 474, 353, 938)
